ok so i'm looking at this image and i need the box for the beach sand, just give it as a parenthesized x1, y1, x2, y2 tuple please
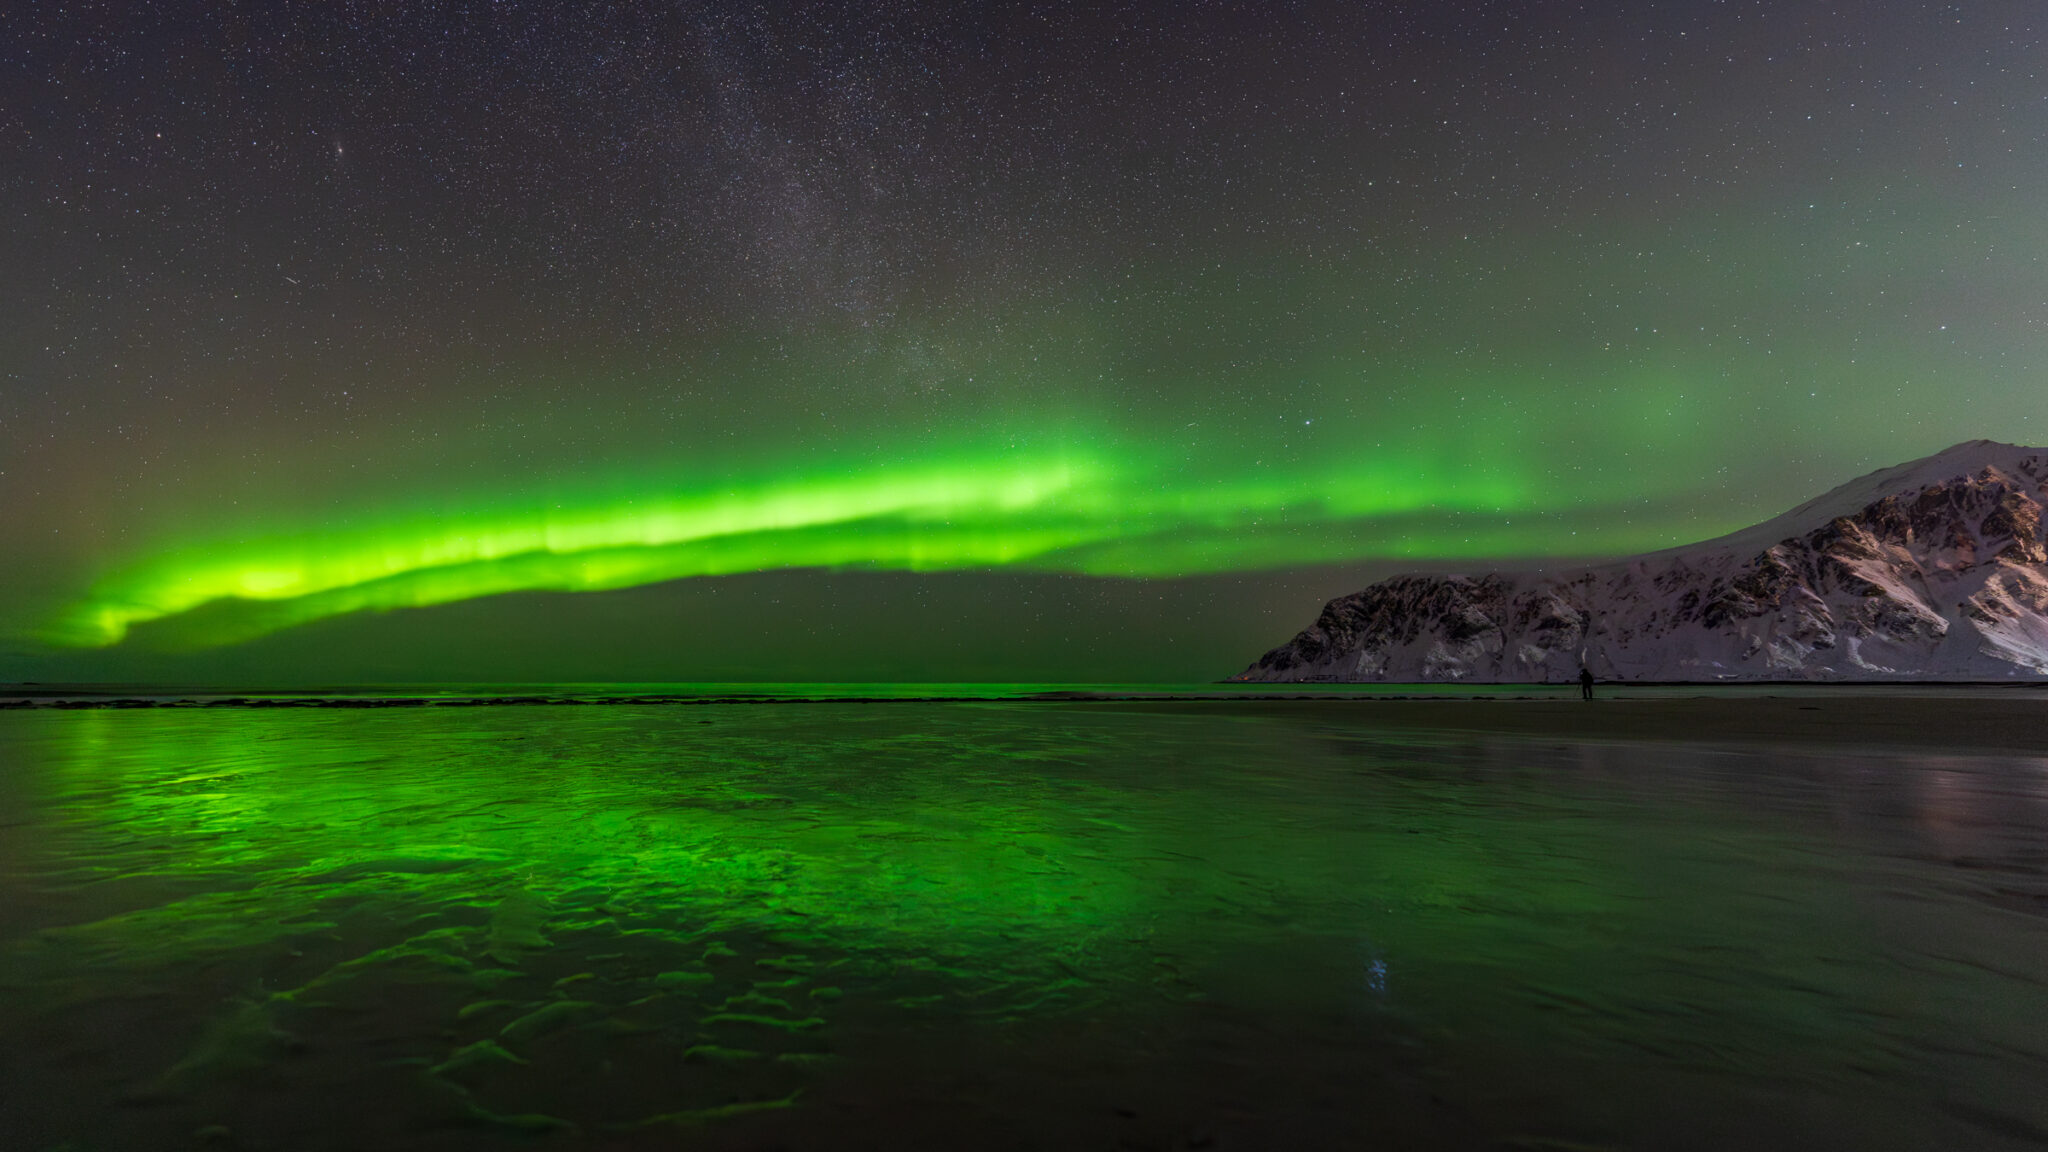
(1111, 692, 2048, 755)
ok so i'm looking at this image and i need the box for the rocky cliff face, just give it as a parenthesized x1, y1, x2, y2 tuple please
(1237, 441, 2048, 682)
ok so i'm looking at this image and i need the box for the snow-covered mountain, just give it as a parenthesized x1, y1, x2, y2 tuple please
(1236, 441, 2048, 682)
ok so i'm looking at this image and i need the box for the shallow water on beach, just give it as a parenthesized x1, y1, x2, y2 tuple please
(2, 703, 2045, 1150)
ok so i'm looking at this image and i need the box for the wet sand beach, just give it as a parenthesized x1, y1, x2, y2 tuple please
(1111, 690, 2048, 755)
(2, 690, 2045, 1149)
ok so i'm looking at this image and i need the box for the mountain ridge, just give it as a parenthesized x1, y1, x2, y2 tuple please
(1236, 441, 2048, 682)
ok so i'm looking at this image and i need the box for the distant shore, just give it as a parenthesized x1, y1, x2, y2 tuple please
(2, 683, 2045, 755)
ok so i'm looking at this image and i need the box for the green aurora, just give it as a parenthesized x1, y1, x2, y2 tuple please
(48, 430, 1681, 650)
(13, 0, 2048, 676)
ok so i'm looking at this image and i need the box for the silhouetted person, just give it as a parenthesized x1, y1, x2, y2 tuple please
(1579, 667, 1595, 700)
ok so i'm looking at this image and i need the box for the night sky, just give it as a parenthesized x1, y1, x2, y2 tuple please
(5, 2, 2045, 683)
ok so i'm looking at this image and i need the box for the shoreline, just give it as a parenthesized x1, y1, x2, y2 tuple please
(3, 679, 2045, 700)
(1, 687, 2043, 755)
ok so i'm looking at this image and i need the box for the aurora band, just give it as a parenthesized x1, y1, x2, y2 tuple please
(44, 444, 1669, 650)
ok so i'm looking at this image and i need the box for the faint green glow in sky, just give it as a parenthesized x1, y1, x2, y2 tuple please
(44, 431, 1704, 649)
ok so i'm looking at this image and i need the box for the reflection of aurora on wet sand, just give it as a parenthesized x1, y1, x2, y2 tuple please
(5, 703, 2048, 1149)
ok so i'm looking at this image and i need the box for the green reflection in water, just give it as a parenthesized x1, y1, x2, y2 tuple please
(2, 706, 2044, 1151)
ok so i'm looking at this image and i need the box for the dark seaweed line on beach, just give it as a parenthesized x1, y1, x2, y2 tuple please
(0, 693, 1482, 709)
(3, 682, 2045, 710)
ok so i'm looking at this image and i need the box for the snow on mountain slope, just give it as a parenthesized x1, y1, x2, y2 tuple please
(1235, 441, 2048, 682)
